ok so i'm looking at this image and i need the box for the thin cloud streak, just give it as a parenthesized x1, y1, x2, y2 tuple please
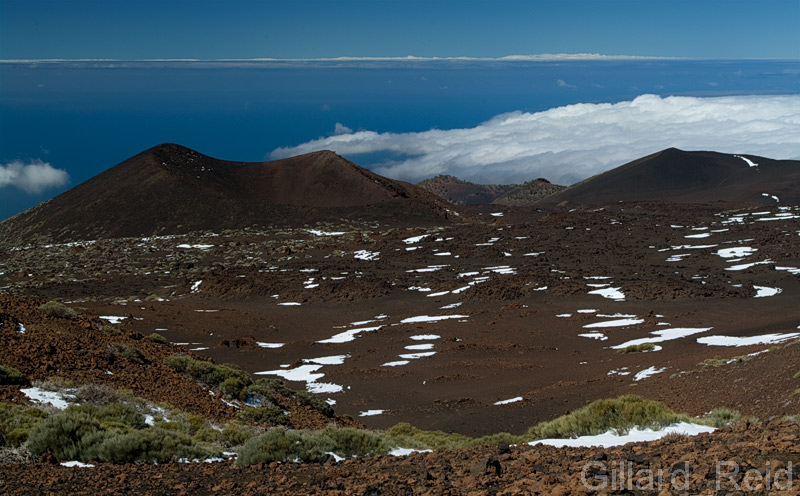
(270, 94, 800, 185)
(0, 160, 69, 194)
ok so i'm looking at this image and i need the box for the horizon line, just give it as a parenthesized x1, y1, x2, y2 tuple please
(2, 53, 780, 64)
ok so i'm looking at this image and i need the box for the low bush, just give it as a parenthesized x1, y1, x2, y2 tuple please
(109, 343, 146, 365)
(0, 403, 48, 447)
(38, 301, 78, 320)
(25, 404, 217, 463)
(165, 355, 251, 400)
(146, 333, 167, 344)
(321, 427, 391, 458)
(526, 395, 693, 439)
(704, 408, 751, 427)
(236, 406, 290, 426)
(236, 428, 335, 464)
(617, 343, 656, 354)
(74, 383, 119, 406)
(295, 391, 334, 418)
(0, 365, 26, 385)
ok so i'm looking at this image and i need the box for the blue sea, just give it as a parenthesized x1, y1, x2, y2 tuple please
(1, 59, 799, 219)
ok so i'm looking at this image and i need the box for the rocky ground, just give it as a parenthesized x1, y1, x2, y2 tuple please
(3, 420, 800, 494)
(2, 201, 800, 492)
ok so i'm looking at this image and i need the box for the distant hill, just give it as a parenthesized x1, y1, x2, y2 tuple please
(417, 175, 565, 205)
(0, 144, 458, 245)
(537, 148, 800, 207)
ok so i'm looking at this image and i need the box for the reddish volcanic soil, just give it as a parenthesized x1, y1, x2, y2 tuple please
(3, 196, 800, 492)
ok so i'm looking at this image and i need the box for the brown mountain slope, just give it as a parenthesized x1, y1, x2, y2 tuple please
(537, 148, 800, 207)
(417, 175, 565, 205)
(416, 175, 516, 205)
(0, 144, 458, 245)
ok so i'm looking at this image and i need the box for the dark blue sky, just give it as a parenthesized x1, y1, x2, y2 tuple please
(1, 0, 799, 60)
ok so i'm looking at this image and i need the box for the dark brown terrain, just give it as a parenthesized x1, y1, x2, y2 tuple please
(539, 148, 800, 207)
(417, 175, 564, 205)
(2, 145, 800, 493)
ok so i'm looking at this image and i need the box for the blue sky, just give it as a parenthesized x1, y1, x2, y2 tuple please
(1, 0, 798, 60)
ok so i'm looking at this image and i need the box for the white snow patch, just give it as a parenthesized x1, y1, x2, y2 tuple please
(256, 342, 285, 349)
(61, 461, 95, 468)
(100, 316, 127, 324)
(308, 229, 346, 236)
(685, 233, 711, 239)
(382, 360, 410, 367)
(583, 318, 644, 329)
(403, 234, 430, 244)
(588, 287, 626, 301)
(317, 326, 383, 344)
(634, 366, 666, 381)
(354, 250, 380, 261)
(307, 382, 344, 394)
(578, 332, 608, 341)
(493, 396, 523, 405)
(399, 352, 437, 359)
(754, 286, 782, 298)
(735, 155, 758, 167)
(612, 327, 713, 349)
(254, 364, 324, 382)
(389, 448, 433, 456)
(277, 302, 302, 306)
(405, 343, 435, 350)
(303, 355, 349, 365)
(400, 315, 468, 324)
(725, 259, 773, 271)
(410, 334, 441, 340)
(716, 247, 757, 259)
(697, 333, 800, 347)
(177, 244, 214, 250)
(530, 422, 715, 448)
(21, 387, 72, 410)
(359, 409, 385, 416)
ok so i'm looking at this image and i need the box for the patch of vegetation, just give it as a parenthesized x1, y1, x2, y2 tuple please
(38, 300, 78, 320)
(236, 406, 290, 426)
(703, 408, 753, 427)
(700, 355, 751, 368)
(617, 343, 656, 354)
(0, 403, 48, 447)
(109, 343, 146, 365)
(165, 355, 251, 400)
(295, 390, 335, 418)
(526, 395, 696, 439)
(25, 403, 218, 463)
(0, 364, 27, 385)
(146, 333, 168, 344)
(74, 383, 119, 406)
(236, 426, 391, 465)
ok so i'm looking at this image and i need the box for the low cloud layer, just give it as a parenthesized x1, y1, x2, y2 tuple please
(0, 160, 69, 194)
(271, 94, 800, 185)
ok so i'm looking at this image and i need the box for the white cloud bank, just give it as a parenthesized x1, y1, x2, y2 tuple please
(0, 159, 69, 194)
(270, 94, 800, 185)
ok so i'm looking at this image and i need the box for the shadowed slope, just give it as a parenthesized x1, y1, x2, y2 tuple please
(0, 144, 457, 245)
(537, 148, 800, 207)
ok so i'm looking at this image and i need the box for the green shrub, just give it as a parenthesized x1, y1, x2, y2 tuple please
(219, 421, 257, 448)
(38, 301, 78, 320)
(146, 333, 168, 344)
(109, 343, 146, 365)
(0, 365, 26, 385)
(385, 422, 474, 450)
(74, 383, 119, 406)
(93, 427, 216, 463)
(236, 406, 290, 426)
(617, 343, 656, 354)
(26, 409, 105, 461)
(0, 403, 47, 447)
(71, 403, 147, 430)
(165, 355, 252, 399)
(236, 428, 335, 465)
(526, 395, 693, 439)
(321, 427, 391, 457)
(294, 391, 334, 418)
(704, 408, 749, 427)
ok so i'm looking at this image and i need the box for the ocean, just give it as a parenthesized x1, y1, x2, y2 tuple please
(1, 58, 799, 219)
